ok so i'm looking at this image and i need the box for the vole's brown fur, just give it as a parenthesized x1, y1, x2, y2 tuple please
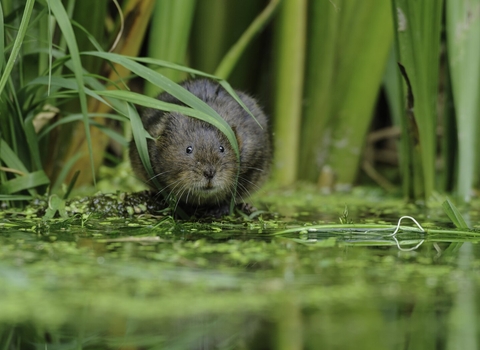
(129, 79, 271, 216)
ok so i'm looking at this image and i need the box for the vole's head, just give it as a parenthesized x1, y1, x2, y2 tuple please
(151, 113, 238, 206)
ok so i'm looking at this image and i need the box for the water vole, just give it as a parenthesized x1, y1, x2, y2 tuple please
(129, 78, 271, 216)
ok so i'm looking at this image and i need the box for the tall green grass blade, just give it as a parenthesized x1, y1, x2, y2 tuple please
(440, 61, 457, 193)
(71, 0, 107, 74)
(38, 113, 124, 140)
(84, 51, 239, 158)
(442, 198, 469, 229)
(0, 138, 44, 196)
(326, 1, 393, 187)
(128, 57, 260, 118)
(214, 0, 280, 79)
(28, 76, 110, 107)
(129, 56, 217, 78)
(127, 102, 158, 188)
(48, 0, 95, 184)
(144, 0, 196, 96)
(190, 0, 228, 74)
(271, 0, 306, 185)
(50, 152, 83, 194)
(24, 113, 44, 171)
(0, 170, 50, 194)
(299, 0, 339, 182)
(95, 90, 235, 147)
(0, 195, 33, 201)
(0, 0, 35, 97)
(301, 0, 393, 187)
(0, 139, 28, 174)
(0, 3, 4, 70)
(446, 0, 480, 202)
(383, 47, 408, 193)
(191, 0, 264, 89)
(392, 0, 443, 201)
(63, 170, 80, 200)
(90, 121, 127, 147)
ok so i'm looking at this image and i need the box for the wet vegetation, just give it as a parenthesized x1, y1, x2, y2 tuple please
(2, 0, 480, 348)
(2, 186, 480, 348)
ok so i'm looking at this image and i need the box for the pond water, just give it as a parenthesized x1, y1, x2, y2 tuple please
(1, 187, 479, 349)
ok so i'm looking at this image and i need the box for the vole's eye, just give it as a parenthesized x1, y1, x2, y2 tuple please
(186, 146, 193, 154)
(219, 146, 225, 153)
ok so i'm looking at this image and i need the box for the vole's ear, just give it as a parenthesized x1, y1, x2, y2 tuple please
(142, 109, 169, 138)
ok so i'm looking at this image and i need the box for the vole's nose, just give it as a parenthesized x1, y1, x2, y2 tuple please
(203, 167, 216, 180)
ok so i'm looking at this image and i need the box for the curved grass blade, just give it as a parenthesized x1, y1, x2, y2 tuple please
(126, 102, 158, 189)
(144, 0, 196, 96)
(90, 121, 128, 147)
(28, 76, 115, 112)
(24, 113, 44, 171)
(119, 56, 259, 125)
(48, 0, 95, 184)
(0, 195, 33, 201)
(392, 0, 443, 200)
(128, 56, 218, 79)
(214, 0, 280, 79)
(0, 170, 50, 194)
(83, 51, 240, 158)
(96, 89, 237, 141)
(442, 198, 470, 229)
(50, 152, 83, 194)
(446, 0, 480, 202)
(63, 170, 80, 200)
(0, 0, 35, 96)
(0, 2, 4, 70)
(271, 0, 306, 185)
(38, 113, 125, 140)
(0, 139, 28, 174)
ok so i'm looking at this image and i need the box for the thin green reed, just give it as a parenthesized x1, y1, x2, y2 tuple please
(144, 0, 197, 97)
(391, 0, 443, 201)
(0, 0, 35, 97)
(446, 0, 480, 202)
(271, 0, 307, 185)
(299, 0, 340, 183)
(300, 0, 392, 189)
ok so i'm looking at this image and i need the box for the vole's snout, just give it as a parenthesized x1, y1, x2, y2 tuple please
(203, 167, 216, 180)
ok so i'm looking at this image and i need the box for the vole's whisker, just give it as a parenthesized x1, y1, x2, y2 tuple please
(237, 176, 261, 194)
(147, 169, 174, 183)
(242, 166, 264, 172)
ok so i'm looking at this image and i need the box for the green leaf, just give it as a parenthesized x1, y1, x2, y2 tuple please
(302, 0, 393, 186)
(0, 2, 4, 70)
(271, 0, 307, 185)
(48, 0, 95, 184)
(392, 0, 443, 200)
(214, 0, 280, 79)
(0, 0, 35, 96)
(144, 0, 196, 96)
(446, 0, 480, 202)
(83, 51, 240, 158)
(96, 89, 238, 144)
(442, 198, 470, 229)
(0, 139, 29, 173)
(0, 170, 50, 194)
